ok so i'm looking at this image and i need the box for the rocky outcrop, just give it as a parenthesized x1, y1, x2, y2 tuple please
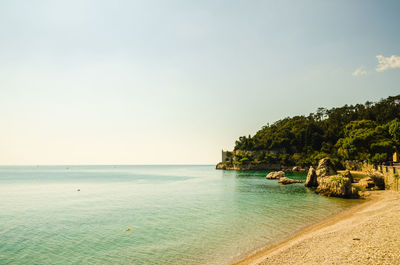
(315, 158, 337, 178)
(305, 158, 338, 188)
(353, 171, 385, 190)
(216, 162, 281, 171)
(266, 171, 285, 179)
(355, 177, 375, 189)
(216, 162, 227, 170)
(308, 158, 360, 198)
(368, 171, 385, 189)
(278, 177, 302, 185)
(305, 166, 318, 187)
(341, 170, 354, 183)
(315, 175, 359, 198)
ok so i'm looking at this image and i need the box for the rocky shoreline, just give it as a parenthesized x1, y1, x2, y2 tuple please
(222, 157, 386, 198)
(216, 162, 306, 172)
(305, 158, 360, 198)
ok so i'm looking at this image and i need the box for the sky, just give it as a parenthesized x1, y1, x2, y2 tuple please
(1, 0, 400, 165)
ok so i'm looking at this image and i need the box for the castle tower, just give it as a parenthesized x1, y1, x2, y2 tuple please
(222, 149, 227, 162)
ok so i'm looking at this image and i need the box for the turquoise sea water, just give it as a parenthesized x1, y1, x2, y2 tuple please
(0, 165, 360, 265)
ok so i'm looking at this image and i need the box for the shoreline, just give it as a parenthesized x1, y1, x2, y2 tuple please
(234, 190, 400, 265)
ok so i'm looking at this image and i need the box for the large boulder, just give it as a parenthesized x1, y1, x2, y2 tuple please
(355, 177, 375, 189)
(354, 171, 385, 190)
(342, 170, 354, 183)
(278, 177, 302, 185)
(266, 171, 285, 179)
(315, 175, 359, 198)
(368, 171, 385, 190)
(305, 166, 318, 187)
(315, 158, 337, 178)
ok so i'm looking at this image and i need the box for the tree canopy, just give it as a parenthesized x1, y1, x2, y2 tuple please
(233, 95, 400, 166)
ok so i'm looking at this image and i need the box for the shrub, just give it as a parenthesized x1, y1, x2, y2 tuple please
(330, 176, 345, 184)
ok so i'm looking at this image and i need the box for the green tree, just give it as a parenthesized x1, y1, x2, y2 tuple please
(335, 120, 392, 163)
(389, 119, 400, 152)
(231, 95, 400, 166)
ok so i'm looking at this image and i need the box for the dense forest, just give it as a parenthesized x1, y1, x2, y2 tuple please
(230, 95, 400, 168)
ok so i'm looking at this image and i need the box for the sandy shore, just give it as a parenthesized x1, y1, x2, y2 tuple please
(235, 190, 400, 265)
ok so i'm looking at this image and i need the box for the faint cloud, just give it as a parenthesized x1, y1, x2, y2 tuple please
(376, 55, 400, 72)
(352, 66, 367, 76)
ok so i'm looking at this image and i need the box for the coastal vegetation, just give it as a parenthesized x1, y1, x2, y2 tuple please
(223, 95, 400, 169)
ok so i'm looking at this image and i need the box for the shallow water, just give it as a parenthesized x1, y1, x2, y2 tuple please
(0, 165, 360, 264)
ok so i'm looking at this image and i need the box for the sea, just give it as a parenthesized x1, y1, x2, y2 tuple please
(0, 165, 360, 265)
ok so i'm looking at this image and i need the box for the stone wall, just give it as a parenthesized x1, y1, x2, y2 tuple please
(344, 161, 400, 191)
(377, 165, 400, 191)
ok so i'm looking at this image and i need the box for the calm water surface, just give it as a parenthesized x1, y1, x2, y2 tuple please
(0, 165, 360, 264)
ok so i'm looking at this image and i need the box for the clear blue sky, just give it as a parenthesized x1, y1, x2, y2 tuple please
(1, 0, 399, 165)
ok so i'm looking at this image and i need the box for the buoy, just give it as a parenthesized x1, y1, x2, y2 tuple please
(126, 228, 131, 232)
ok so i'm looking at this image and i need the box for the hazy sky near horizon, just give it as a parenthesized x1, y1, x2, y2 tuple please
(1, 0, 400, 165)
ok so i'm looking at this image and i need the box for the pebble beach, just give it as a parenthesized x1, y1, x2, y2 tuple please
(237, 190, 400, 265)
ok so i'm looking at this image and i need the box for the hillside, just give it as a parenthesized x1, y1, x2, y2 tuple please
(218, 95, 400, 170)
